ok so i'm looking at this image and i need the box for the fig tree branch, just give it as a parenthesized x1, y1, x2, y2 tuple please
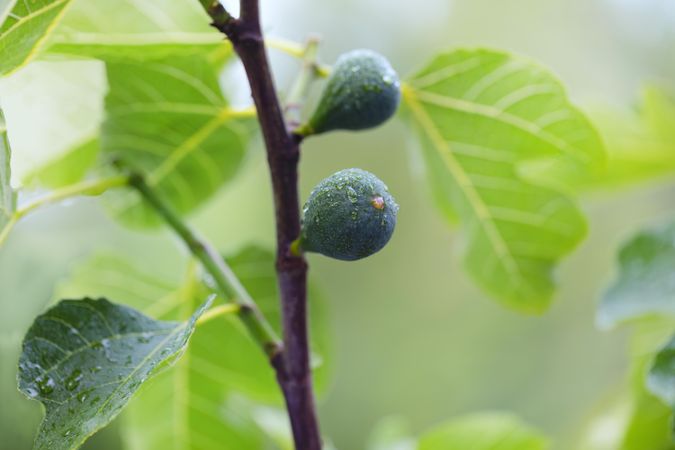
(199, 0, 323, 448)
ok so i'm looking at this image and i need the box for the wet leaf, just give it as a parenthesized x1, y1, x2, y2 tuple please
(18, 297, 211, 450)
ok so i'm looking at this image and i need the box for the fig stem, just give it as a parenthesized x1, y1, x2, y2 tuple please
(285, 36, 323, 130)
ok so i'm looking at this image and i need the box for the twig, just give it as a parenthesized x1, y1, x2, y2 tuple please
(128, 172, 283, 360)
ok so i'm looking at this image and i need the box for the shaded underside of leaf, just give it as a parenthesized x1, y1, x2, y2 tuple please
(599, 223, 675, 329)
(401, 48, 604, 312)
(18, 297, 210, 450)
(529, 85, 675, 193)
(0, 107, 14, 231)
(43, 0, 228, 62)
(0, 0, 73, 75)
(417, 413, 549, 450)
(101, 55, 252, 227)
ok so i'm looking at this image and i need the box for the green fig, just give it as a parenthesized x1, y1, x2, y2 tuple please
(302, 49, 400, 135)
(301, 168, 398, 261)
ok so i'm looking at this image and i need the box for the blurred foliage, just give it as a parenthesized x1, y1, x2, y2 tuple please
(101, 54, 252, 228)
(0, 106, 13, 233)
(417, 413, 549, 450)
(402, 48, 603, 312)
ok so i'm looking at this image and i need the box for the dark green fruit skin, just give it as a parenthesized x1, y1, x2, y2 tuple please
(301, 168, 399, 261)
(307, 49, 400, 134)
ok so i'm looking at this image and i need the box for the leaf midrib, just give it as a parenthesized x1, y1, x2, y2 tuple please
(0, 0, 72, 76)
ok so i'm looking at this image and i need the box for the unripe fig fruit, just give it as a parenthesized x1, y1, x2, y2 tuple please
(301, 168, 398, 261)
(302, 49, 400, 135)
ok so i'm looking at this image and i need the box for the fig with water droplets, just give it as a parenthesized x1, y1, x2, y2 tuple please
(301, 168, 398, 261)
(301, 49, 400, 135)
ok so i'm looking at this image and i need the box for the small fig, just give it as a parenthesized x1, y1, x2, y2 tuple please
(301, 168, 398, 261)
(302, 49, 400, 135)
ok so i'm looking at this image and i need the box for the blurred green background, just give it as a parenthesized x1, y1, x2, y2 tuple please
(1, 0, 675, 449)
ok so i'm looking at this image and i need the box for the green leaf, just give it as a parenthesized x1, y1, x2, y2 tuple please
(43, 0, 227, 62)
(101, 56, 253, 227)
(17, 296, 211, 450)
(53, 246, 330, 449)
(0, 107, 14, 234)
(402, 48, 603, 312)
(529, 86, 675, 193)
(417, 413, 549, 450)
(599, 223, 675, 329)
(53, 253, 180, 316)
(0, 0, 73, 75)
(648, 335, 675, 412)
(24, 138, 99, 189)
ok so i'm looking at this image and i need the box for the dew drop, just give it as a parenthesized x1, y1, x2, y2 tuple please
(24, 387, 39, 398)
(36, 376, 55, 396)
(65, 369, 83, 391)
(141, 332, 153, 342)
(346, 186, 358, 204)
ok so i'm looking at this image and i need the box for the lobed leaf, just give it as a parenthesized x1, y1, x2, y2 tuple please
(0, 107, 14, 236)
(101, 56, 253, 227)
(417, 413, 548, 450)
(402, 48, 604, 312)
(17, 297, 211, 450)
(0, 0, 73, 75)
(599, 223, 675, 329)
